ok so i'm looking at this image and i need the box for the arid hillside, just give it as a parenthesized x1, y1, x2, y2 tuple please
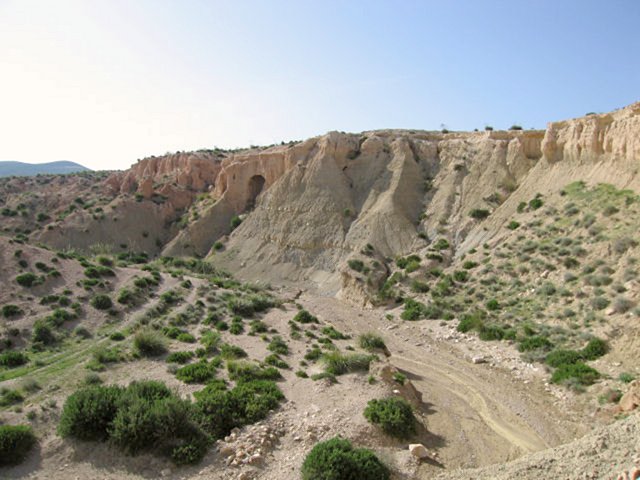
(0, 103, 639, 480)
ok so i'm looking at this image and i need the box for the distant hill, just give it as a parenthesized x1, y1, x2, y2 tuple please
(0, 160, 90, 177)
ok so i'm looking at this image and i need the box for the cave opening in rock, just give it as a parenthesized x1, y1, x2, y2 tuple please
(246, 174, 266, 210)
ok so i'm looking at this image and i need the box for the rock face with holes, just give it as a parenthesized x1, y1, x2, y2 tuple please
(196, 128, 546, 293)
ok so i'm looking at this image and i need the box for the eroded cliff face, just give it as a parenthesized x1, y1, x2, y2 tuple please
(188, 128, 549, 294)
(105, 151, 224, 195)
(35, 102, 640, 297)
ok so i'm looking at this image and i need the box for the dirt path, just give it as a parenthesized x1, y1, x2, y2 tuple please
(299, 293, 584, 475)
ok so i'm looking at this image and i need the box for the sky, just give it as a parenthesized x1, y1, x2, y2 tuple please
(1, 1, 638, 171)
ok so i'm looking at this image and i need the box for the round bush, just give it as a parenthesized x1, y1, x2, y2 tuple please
(301, 437, 389, 480)
(581, 338, 608, 360)
(57, 385, 124, 440)
(58, 381, 209, 465)
(363, 397, 416, 438)
(0, 425, 37, 466)
(91, 294, 113, 311)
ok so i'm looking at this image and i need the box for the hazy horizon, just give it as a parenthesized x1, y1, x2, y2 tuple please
(1, 0, 638, 171)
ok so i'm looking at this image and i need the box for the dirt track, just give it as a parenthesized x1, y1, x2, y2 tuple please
(300, 293, 584, 476)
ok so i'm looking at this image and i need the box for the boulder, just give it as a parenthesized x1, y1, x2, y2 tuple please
(409, 443, 430, 459)
(619, 380, 640, 412)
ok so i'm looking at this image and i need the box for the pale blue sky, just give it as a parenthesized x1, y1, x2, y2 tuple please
(1, 0, 638, 170)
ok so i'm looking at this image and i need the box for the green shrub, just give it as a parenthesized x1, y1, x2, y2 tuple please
(167, 351, 195, 364)
(551, 362, 600, 386)
(220, 344, 248, 359)
(453, 270, 468, 282)
(111, 394, 208, 464)
(401, 298, 428, 321)
(267, 336, 289, 354)
(613, 296, 635, 314)
(469, 209, 490, 220)
(91, 294, 113, 311)
(264, 354, 289, 369)
(163, 326, 186, 339)
(358, 333, 386, 352)
(321, 326, 349, 340)
(196, 380, 284, 440)
(109, 331, 125, 341)
(177, 333, 196, 343)
(59, 381, 209, 464)
(507, 220, 520, 230)
(0, 425, 36, 466)
(538, 282, 556, 296)
(545, 349, 582, 368)
(304, 347, 323, 362)
(249, 320, 268, 335)
(393, 372, 407, 385)
(200, 330, 221, 352)
(581, 338, 608, 360)
(432, 238, 450, 250)
(2, 304, 22, 318)
(410, 279, 429, 293)
(591, 296, 610, 311)
(322, 352, 374, 376)
(0, 387, 22, 407)
(227, 297, 254, 318)
(518, 336, 553, 352)
(293, 309, 319, 324)
(176, 360, 218, 384)
(301, 437, 390, 480)
(16, 272, 39, 287)
(227, 361, 282, 382)
(478, 325, 505, 341)
(363, 397, 416, 438)
(0, 351, 29, 368)
(57, 385, 124, 440)
(133, 329, 167, 356)
(462, 261, 478, 269)
(31, 320, 56, 347)
(93, 347, 121, 365)
(529, 196, 544, 210)
(348, 259, 365, 272)
(230, 215, 242, 230)
(457, 311, 485, 333)
(117, 288, 134, 305)
(619, 372, 635, 383)
(396, 255, 420, 269)
(229, 321, 243, 335)
(485, 299, 500, 311)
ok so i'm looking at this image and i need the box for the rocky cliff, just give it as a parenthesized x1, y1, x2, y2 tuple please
(34, 102, 640, 295)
